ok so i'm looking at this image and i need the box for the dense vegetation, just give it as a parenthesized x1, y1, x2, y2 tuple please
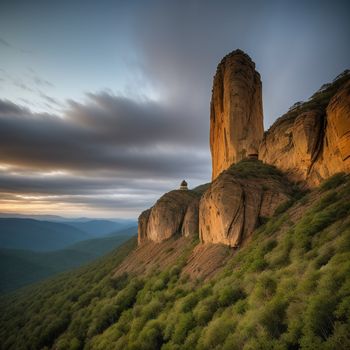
(0, 228, 136, 294)
(1, 175, 349, 349)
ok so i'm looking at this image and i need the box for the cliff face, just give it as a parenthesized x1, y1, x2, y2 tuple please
(138, 190, 199, 243)
(210, 49, 264, 180)
(137, 52, 349, 248)
(260, 72, 350, 186)
(199, 160, 291, 247)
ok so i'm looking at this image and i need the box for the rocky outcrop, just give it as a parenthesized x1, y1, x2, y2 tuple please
(137, 52, 350, 249)
(312, 80, 350, 182)
(210, 49, 264, 180)
(138, 190, 199, 244)
(260, 73, 350, 186)
(259, 110, 324, 183)
(181, 197, 200, 238)
(138, 209, 151, 245)
(199, 160, 291, 247)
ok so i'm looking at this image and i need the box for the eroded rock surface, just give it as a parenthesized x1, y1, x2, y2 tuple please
(260, 72, 350, 187)
(199, 161, 291, 247)
(138, 190, 199, 244)
(181, 197, 200, 238)
(138, 209, 151, 245)
(210, 49, 264, 180)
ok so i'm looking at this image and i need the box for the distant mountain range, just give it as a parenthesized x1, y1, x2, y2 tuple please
(0, 226, 137, 293)
(0, 217, 137, 251)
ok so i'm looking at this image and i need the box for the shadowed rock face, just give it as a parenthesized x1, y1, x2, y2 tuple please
(199, 161, 291, 247)
(138, 209, 151, 244)
(260, 75, 350, 187)
(138, 190, 199, 244)
(210, 49, 264, 180)
(181, 197, 199, 238)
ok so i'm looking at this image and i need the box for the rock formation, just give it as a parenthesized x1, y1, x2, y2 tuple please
(210, 49, 264, 180)
(137, 209, 151, 245)
(199, 160, 291, 247)
(181, 197, 199, 238)
(260, 71, 350, 186)
(138, 190, 199, 243)
(137, 51, 350, 248)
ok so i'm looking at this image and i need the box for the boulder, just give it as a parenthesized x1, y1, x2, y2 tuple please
(199, 161, 291, 247)
(138, 190, 199, 244)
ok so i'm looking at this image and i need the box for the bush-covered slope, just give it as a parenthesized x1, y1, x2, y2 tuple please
(0, 175, 349, 350)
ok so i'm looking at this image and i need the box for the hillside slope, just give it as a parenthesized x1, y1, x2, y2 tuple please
(0, 227, 136, 293)
(1, 174, 349, 350)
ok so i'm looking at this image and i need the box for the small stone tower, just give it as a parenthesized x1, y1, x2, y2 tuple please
(179, 180, 188, 190)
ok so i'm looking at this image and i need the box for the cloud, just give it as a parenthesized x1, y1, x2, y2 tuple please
(0, 94, 211, 217)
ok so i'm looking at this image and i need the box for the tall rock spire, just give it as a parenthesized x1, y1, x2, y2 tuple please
(210, 49, 264, 180)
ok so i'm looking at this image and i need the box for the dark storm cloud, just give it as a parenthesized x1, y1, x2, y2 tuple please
(0, 95, 209, 176)
(0, 92, 211, 215)
(127, 0, 350, 127)
(0, 93, 210, 216)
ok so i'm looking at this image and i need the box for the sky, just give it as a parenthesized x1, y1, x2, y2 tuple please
(0, 0, 349, 218)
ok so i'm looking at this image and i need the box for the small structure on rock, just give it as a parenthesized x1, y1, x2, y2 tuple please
(179, 180, 188, 190)
(248, 153, 259, 160)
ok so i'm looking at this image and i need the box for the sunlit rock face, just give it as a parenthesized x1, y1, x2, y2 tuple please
(313, 80, 350, 182)
(260, 75, 350, 187)
(138, 190, 199, 244)
(210, 49, 264, 180)
(199, 161, 291, 247)
(259, 110, 324, 183)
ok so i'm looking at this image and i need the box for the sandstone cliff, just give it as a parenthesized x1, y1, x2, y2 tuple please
(137, 52, 349, 248)
(199, 159, 292, 247)
(138, 190, 199, 243)
(260, 71, 350, 186)
(210, 49, 264, 180)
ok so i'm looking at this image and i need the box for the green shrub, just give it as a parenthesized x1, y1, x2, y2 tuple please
(198, 315, 236, 350)
(171, 313, 195, 344)
(320, 173, 347, 192)
(259, 296, 288, 338)
(193, 297, 217, 325)
(217, 286, 246, 307)
(274, 199, 295, 216)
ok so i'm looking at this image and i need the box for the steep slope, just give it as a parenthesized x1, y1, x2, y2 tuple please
(0, 218, 91, 251)
(210, 49, 264, 180)
(1, 174, 349, 350)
